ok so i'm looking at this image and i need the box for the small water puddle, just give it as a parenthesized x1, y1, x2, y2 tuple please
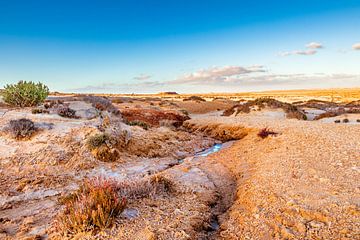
(196, 143, 223, 157)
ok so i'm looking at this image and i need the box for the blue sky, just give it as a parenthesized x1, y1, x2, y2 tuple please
(0, 0, 360, 93)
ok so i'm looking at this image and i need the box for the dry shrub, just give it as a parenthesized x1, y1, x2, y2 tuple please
(92, 145, 120, 162)
(44, 99, 64, 109)
(86, 133, 119, 162)
(116, 175, 175, 199)
(222, 97, 307, 120)
(257, 128, 278, 139)
(334, 120, 341, 123)
(86, 133, 111, 150)
(8, 118, 37, 139)
(342, 118, 349, 123)
(55, 177, 126, 236)
(57, 107, 78, 118)
(150, 175, 175, 193)
(183, 96, 206, 102)
(83, 96, 120, 115)
(32, 108, 50, 114)
(121, 108, 190, 128)
(357, 119, 360, 123)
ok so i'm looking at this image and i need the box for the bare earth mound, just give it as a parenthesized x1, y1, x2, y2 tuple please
(186, 114, 360, 239)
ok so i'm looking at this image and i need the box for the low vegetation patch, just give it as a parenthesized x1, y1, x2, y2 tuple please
(8, 118, 37, 139)
(2, 80, 49, 107)
(127, 120, 149, 130)
(57, 107, 78, 118)
(343, 118, 349, 123)
(55, 175, 174, 237)
(257, 128, 278, 139)
(31, 108, 50, 114)
(121, 108, 190, 128)
(55, 177, 126, 236)
(83, 96, 120, 115)
(222, 97, 307, 120)
(183, 96, 206, 102)
(86, 133, 119, 162)
(86, 133, 111, 150)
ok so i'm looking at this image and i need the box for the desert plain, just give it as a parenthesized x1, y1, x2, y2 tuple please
(0, 88, 359, 240)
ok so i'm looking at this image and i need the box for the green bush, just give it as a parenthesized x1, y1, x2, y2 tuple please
(2, 81, 49, 107)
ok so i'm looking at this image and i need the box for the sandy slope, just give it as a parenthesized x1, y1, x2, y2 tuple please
(187, 114, 360, 239)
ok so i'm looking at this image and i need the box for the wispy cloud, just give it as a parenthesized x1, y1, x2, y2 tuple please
(167, 65, 266, 84)
(278, 41, 323, 57)
(278, 49, 317, 57)
(353, 43, 360, 50)
(68, 81, 163, 93)
(66, 65, 360, 93)
(306, 42, 323, 49)
(133, 74, 152, 80)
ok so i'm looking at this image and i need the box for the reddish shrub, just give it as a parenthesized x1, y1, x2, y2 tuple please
(121, 108, 190, 128)
(257, 128, 278, 139)
(56, 177, 126, 236)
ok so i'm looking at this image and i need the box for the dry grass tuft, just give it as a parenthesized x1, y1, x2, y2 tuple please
(55, 177, 126, 236)
(86, 133, 119, 162)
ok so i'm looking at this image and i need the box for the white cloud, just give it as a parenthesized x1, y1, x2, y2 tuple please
(306, 42, 323, 49)
(167, 65, 266, 84)
(278, 49, 317, 57)
(353, 43, 360, 50)
(133, 74, 152, 80)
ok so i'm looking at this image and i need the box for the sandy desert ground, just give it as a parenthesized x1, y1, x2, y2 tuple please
(0, 89, 359, 240)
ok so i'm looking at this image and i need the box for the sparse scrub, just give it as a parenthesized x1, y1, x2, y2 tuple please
(86, 133, 111, 150)
(357, 119, 360, 123)
(222, 97, 306, 120)
(44, 100, 64, 109)
(127, 120, 149, 130)
(32, 108, 50, 114)
(2, 80, 49, 107)
(57, 107, 78, 118)
(342, 118, 349, 123)
(86, 133, 119, 162)
(334, 120, 341, 123)
(55, 177, 126, 236)
(8, 118, 37, 139)
(83, 96, 120, 115)
(257, 128, 278, 139)
(183, 96, 206, 102)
